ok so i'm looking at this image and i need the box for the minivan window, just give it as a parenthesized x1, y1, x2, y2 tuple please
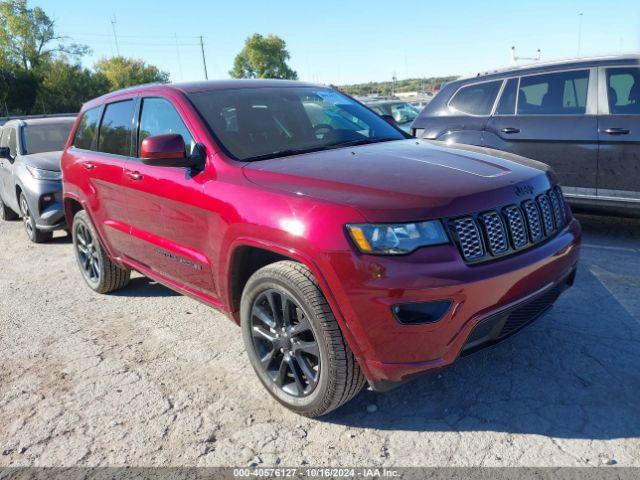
(606, 67, 640, 114)
(23, 121, 74, 155)
(517, 70, 589, 115)
(74, 107, 102, 150)
(448, 81, 502, 116)
(495, 78, 518, 115)
(187, 87, 405, 161)
(138, 98, 195, 156)
(98, 100, 135, 156)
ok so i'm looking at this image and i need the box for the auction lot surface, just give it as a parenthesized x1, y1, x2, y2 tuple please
(1, 214, 639, 467)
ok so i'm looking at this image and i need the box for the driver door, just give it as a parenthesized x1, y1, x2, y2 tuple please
(0, 126, 19, 211)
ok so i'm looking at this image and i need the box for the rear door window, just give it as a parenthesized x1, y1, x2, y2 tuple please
(606, 67, 640, 114)
(98, 100, 135, 156)
(517, 70, 589, 115)
(73, 107, 102, 150)
(448, 81, 502, 116)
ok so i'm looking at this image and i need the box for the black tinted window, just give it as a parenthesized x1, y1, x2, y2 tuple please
(606, 67, 640, 114)
(98, 100, 135, 156)
(138, 98, 195, 156)
(74, 107, 102, 150)
(448, 81, 502, 115)
(23, 121, 74, 154)
(495, 78, 518, 115)
(517, 70, 589, 115)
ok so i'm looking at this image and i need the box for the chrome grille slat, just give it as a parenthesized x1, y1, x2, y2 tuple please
(548, 189, 563, 229)
(503, 205, 528, 249)
(450, 217, 484, 261)
(554, 186, 567, 225)
(480, 211, 508, 255)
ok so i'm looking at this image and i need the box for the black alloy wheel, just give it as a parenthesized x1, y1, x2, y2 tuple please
(250, 289, 321, 397)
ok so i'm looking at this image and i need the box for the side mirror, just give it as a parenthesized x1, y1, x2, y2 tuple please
(141, 134, 192, 168)
(0, 146, 10, 160)
(380, 114, 398, 127)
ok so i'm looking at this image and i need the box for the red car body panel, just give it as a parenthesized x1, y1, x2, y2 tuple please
(62, 82, 581, 384)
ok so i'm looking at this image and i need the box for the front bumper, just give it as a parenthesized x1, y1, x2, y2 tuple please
(21, 178, 65, 231)
(326, 218, 582, 384)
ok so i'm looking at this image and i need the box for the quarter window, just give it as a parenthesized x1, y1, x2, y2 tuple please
(98, 100, 135, 156)
(517, 70, 589, 115)
(8, 128, 18, 157)
(73, 107, 102, 150)
(138, 98, 195, 156)
(448, 81, 502, 116)
(606, 67, 640, 114)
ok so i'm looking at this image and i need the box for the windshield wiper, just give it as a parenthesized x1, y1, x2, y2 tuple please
(245, 146, 330, 162)
(324, 137, 398, 149)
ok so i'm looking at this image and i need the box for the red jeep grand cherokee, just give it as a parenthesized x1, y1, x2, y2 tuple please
(61, 80, 581, 417)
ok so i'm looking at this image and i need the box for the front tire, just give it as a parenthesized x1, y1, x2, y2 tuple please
(0, 196, 18, 221)
(72, 210, 131, 293)
(241, 261, 365, 417)
(19, 192, 52, 243)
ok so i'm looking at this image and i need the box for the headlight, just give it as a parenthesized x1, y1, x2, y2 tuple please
(346, 220, 449, 255)
(26, 165, 62, 180)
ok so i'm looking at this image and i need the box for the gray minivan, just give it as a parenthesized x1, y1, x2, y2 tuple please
(411, 55, 640, 217)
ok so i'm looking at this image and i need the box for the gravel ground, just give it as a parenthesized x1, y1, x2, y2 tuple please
(0, 213, 639, 467)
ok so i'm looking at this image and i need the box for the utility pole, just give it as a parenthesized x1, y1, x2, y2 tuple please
(577, 13, 584, 57)
(110, 16, 120, 56)
(199, 36, 209, 80)
(175, 33, 183, 81)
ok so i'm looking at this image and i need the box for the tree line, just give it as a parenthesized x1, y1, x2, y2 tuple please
(0, 0, 169, 116)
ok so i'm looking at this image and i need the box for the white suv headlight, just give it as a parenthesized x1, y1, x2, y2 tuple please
(26, 165, 62, 180)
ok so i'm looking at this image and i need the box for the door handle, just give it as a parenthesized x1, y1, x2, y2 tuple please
(81, 161, 96, 170)
(500, 127, 521, 134)
(125, 171, 143, 181)
(602, 127, 630, 135)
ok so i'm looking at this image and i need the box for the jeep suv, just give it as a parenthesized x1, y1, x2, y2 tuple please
(61, 80, 581, 416)
(411, 54, 640, 217)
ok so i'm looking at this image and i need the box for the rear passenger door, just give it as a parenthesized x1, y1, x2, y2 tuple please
(485, 69, 599, 193)
(69, 101, 134, 256)
(122, 96, 215, 296)
(427, 80, 503, 145)
(597, 66, 640, 200)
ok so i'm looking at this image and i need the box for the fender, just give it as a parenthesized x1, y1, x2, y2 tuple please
(223, 236, 371, 377)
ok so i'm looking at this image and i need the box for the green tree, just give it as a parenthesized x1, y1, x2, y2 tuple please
(93, 56, 169, 91)
(0, 0, 88, 71)
(230, 34, 297, 80)
(33, 58, 109, 114)
(0, 68, 38, 114)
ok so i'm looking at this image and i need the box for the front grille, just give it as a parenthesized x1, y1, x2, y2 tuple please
(479, 211, 508, 255)
(450, 217, 484, 260)
(449, 187, 569, 264)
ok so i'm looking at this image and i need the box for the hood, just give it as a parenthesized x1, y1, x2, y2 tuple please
(243, 139, 555, 222)
(22, 151, 63, 172)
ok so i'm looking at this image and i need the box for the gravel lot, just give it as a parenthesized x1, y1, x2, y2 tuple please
(0, 213, 639, 467)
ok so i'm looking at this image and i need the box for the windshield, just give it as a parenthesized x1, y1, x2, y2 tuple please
(23, 121, 74, 155)
(188, 87, 406, 161)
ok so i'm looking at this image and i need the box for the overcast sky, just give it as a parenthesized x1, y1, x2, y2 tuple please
(47, 0, 640, 85)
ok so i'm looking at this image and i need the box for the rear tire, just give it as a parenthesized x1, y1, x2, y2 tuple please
(19, 192, 52, 243)
(241, 260, 365, 417)
(72, 210, 130, 293)
(0, 196, 18, 221)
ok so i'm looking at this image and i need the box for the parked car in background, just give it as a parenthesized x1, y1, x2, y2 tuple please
(363, 99, 420, 132)
(411, 55, 640, 217)
(62, 80, 580, 417)
(0, 116, 75, 242)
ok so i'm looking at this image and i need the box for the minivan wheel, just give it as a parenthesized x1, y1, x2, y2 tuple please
(72, 210, 131, 293)
(19, 193, 52, 243)
(241, 261, 365, 417)
(0, 196, 18, 221)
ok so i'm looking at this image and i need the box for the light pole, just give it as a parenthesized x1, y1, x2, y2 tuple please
(577, 13, 583, 57)
(110, 16, 120, 56)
